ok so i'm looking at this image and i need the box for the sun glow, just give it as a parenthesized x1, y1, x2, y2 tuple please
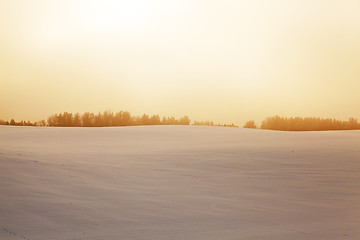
(69, 0, 182, 35)
(72, 0, 152, 33)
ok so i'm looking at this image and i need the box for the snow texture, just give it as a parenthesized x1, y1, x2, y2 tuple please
(0, 125, 359, 240)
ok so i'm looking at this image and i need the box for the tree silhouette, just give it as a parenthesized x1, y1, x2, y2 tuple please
(94, 112, 103, 127)
(243, 120, 256, 128)
(73, 113, 81, 127)
(150, 114, 161, 125)
(179, 116, 191, 125)
(259, 116, 360, 131)
(140, 114, 150, 125)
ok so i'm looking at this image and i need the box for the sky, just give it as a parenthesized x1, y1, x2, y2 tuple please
(0, 0, 359, 125)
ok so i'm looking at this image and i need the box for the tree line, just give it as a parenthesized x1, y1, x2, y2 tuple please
(0, 111, 239, 128)
(46, 111, 192, 127)
(5, 112, 358, 130)
(0, 119, 38, 126)
(244, 116, 360, 131)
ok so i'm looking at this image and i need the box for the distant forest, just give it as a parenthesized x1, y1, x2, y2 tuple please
(244, 116, 360, 131)
(0, 111, 237, 128)
(1, 113, 359, 131)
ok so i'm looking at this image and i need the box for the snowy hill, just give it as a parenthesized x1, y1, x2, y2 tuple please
(0, 126, 359, 240)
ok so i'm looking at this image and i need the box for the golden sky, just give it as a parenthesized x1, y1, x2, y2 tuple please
(1, 0, 359, 125)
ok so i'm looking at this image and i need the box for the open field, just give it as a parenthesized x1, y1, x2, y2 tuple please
(0, 126, 359, 240)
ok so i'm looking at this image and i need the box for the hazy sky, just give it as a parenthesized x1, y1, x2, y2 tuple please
(1, 0, 359, 125)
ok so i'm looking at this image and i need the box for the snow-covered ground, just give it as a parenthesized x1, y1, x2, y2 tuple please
(0, 125, 359, 240)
